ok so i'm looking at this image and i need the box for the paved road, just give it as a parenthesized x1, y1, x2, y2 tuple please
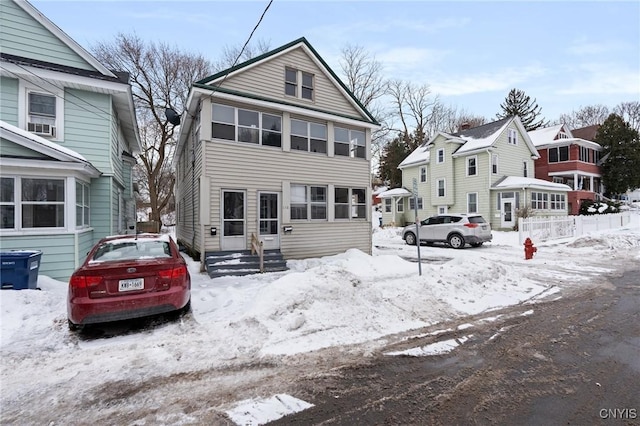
(270, 269, 640, 425)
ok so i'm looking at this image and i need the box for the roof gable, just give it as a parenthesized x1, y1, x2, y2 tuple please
(1, 0, 113, 76)
(528, 123, 572, 147)
(196, 37, 378, 125)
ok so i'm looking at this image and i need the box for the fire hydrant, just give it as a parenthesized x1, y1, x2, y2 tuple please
(524, 237, 537, 260)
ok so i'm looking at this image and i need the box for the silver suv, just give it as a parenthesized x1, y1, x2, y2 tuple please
(402, 214, 492, 249)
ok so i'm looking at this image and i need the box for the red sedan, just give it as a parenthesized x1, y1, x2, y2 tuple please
(67, 234, 191, 330)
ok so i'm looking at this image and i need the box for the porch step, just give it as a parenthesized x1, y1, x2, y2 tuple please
(204, 249, 288, 278)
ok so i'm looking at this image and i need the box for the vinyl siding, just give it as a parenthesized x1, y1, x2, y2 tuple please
(0, 0, 95, 71)
(0, 76, 19, 125)
(76, 229, 94, 267)
(429, 136, 457, 207)
(202, 138, 371, 258)
(400, 165, 429, 224)
(491, 124, 535, 184)
(0, 138, 49, 159)
(64, 89, 112, 173)
(453, 152, 492, 220)
(175, 120, 202, 254)
(90, 177, 112, 239)
(220, 46, 363, 119)
(0, 233, 76, 281)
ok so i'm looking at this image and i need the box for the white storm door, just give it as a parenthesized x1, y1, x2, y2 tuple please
(222, 190, 246, 250)
(501, 199, 515, 228)
(258, 192, 280, 250)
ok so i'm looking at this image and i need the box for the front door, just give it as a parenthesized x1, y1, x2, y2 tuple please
(258, 192, 280, 250)
(222, 190, 246, 250)
(501, 199, 515, 229)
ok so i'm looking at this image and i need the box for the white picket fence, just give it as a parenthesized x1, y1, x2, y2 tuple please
(518, 212, 632, 244)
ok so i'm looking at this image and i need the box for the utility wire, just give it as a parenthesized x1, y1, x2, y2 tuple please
(211, 0, 273, 92)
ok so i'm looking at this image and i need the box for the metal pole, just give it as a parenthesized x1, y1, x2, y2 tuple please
(414, 195, 422, 276)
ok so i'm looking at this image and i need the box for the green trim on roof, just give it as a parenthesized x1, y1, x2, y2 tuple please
(196, 37, 379, 125)
(193, 83, 378, 126)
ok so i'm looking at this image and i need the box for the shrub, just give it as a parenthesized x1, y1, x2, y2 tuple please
(579, 199, 621, 215)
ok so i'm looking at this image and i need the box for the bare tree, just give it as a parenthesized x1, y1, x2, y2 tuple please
(212, 39, 271, 71)
(557, 104, 610, 129)
(338, 44, 391, 170)
(387, 80, 438, 150)
(613, 101, 640, 133)
(92, 33, 214, 225)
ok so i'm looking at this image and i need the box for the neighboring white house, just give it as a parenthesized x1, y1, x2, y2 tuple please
(381, 117, 572, 230)
(173, 37, 379, 273)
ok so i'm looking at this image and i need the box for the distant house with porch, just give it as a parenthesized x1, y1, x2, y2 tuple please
(173, 37, 379, 275)
(380, 116, 571, 230)
(529, 124, 603, 215)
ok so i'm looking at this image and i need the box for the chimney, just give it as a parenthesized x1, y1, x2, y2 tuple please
(459, 122, 471, 131)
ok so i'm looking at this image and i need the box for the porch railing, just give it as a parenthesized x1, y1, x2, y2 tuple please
(250, 233, 264, 273)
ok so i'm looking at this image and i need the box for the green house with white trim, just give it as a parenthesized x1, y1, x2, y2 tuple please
(0, 0, 141, 281)
(174, 37, 380, 274)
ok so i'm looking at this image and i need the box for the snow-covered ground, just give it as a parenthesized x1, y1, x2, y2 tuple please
(1, 212, 639, 425)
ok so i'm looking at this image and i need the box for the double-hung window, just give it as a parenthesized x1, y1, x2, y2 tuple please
(467, 156, 477, 176)
(420, 166, 427, 182)
(508, 129, 518, 145)
(335, 187, 366, 219)
(285, 68, 314, 100)
(27, 92, 56, 137)
(384, 198, 392, 213)
(334, 127, 366, 158)
(492, 154, 499, 174)
(437, 178, 446, 197)
(76, 181, 90, 227)
(1, 177, 15, 229)
(212, 104, 282, 147)
(291, 119, 327, 153)
(291, 184, 327, 220)
(437, 148, 445, 164)
(467, 192, 478, 213)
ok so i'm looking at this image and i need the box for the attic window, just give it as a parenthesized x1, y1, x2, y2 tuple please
(508, 129, 518, 145)
(284, 67, 314, 101)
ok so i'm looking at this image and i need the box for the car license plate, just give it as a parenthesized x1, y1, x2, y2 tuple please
(119, 278, 144, 292)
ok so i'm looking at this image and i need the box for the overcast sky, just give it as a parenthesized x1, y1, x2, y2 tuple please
(31, 0, 640, 122)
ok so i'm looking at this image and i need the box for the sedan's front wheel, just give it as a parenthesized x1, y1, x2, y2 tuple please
(448, 233, 465, 249)
(404, 232, 417, 246)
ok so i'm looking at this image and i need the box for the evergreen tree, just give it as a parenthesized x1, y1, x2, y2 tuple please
(497, 88, 549, 131)
(596, 113, 640, 196)
(378, 134, 411, 187)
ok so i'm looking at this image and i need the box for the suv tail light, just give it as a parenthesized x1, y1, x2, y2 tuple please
(157, 265, 188, 289)
(463, 223, 479, 228)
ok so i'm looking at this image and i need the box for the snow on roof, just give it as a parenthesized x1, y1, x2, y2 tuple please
(378, 188, 413, 198)
(398, 142, 430, 168)
(528, 124, 567, 147)
(0, 120, 88, 162)
(454, 119, 511, 155)
(372, 186, 389, 195)
(493, 176, 572, 191)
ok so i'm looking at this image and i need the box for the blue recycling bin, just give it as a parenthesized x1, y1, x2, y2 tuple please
(0, 250, 42, 290)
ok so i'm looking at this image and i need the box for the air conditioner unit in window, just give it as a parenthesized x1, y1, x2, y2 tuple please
(27, 122, 56, 137)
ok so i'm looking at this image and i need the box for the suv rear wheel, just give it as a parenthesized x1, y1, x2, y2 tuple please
(448, 233, 465, 249)
(404, 232, 417, 246)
